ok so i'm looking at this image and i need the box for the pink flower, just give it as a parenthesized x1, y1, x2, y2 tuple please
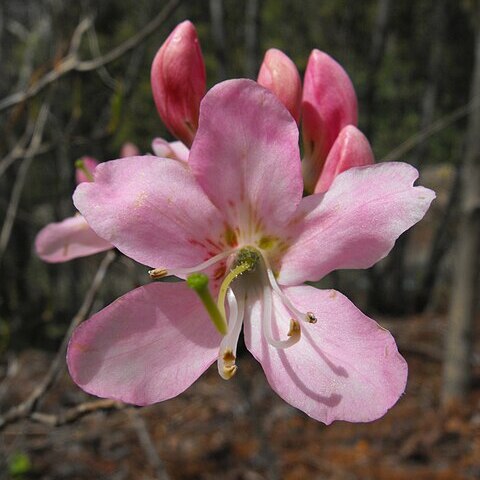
(68, 80, 434, 424)
(35, 145, 138, 263)
(151, 20, 206, 147)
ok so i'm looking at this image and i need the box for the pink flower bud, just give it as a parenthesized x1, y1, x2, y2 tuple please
(120, 142, 140, 157)
(151, 21, 206, 147)
(302, 49, 358, 193)
(75, 156, 98, 184)
(257, 48, 302, 123)
(314, 125, 374, 193)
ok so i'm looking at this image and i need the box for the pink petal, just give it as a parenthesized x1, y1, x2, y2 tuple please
(120, 142, 140, 157)
(151, 21, 206, 146)
(73, 155, 228, 269)
(75, 156, 99, 184)
(189, 79, 303, 236)
(279, 163, 435, 285)
(67, 282, 220, 405)
(244, 285, 407, 424)
(35, 214, 112, 263)
(151, 137, 189, 162)
(257, 48, 302, 123)
(302, 49, 358, 193)
(314, 125, 374, 193)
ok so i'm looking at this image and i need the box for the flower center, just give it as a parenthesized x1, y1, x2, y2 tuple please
(150, 246, 317, 381)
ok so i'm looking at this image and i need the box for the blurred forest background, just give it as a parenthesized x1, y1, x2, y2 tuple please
(0, 0, 479, 479)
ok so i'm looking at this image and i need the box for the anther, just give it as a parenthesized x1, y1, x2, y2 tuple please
(306, 312, 317, 324)
(221, 348, 238, 379)
(148, 268, 168, 279)
(287, 319, 301, 337)
(222, 364, 238, 379)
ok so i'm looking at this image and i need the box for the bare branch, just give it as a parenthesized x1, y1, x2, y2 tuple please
(128, 410, 171, 480)
(29, 399, 126, 427)
(0, 0, 182, 112)
(0, 251, 116, 431)
(0, 102, 50, 262)
(381, 98, 480, 163)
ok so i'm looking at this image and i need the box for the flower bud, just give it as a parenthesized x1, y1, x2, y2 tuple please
(257, 48, 302, 123)
(75, 156, 98, 184)
(120, 142, 140, 157)
(302, 49, 358, 193)
(314, 125, 374, 193)
(151, 21, 206, 147)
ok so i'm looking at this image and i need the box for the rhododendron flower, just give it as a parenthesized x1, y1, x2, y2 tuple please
(35, 144, 139, 263)
(68, 80, 434, 424)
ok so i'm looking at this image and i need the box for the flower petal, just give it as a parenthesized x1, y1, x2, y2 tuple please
(151, 137, 189, 162)
(35, 214, 112, 263)
(73, 155, 229, 269)
(67, 282, 220, 405)
(279, 162, 435, 285)
(244, 285, 407, 424)
(189, 79, 303, 238)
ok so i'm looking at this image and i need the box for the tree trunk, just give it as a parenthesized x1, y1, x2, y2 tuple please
(441, 14, 480, 405)
(244, 0, 261, 78)
(209, 0, 228, 81)
(389, 0, 447, 314)
(364, 0, 392, 312)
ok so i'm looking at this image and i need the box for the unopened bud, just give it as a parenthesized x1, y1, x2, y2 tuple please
(257, 48, 302, 123)
(314, 125, 374, 193)
(302, 49, 358, 193)
(151, 21, 206, 147)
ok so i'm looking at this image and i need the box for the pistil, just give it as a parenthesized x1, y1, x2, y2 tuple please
(187, 273, 228, 335)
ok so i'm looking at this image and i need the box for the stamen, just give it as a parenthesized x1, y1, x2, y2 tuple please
(265, 266, 317, 324)
(148, 249, 234, 279)
(287, 319, 301, 337)
(148, 268, 168, 279)
(261, 281, 300, 349)
(187, 273, 228, 335)
(218, 289, 245, 380)
(75, 159, 94, 182)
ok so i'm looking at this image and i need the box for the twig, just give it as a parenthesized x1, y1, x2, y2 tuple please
(0, 119, 34, 178)
(128, 410, 171, 480)
(0, 251, 116, 431)
(0, 0, 182, 112)
(381, 98, 480, 162)
(0, 102, 50, 262)
(29, 399, 126, 427)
